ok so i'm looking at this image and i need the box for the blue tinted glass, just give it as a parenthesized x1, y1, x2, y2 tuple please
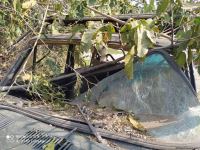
(83, 53, 198, 116)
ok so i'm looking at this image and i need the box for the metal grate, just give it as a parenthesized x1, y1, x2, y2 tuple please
(18, 129, 73, 150)
(0, 113, 14, 130)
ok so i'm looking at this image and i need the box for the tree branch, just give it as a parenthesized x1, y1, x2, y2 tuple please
(86, 6, 126, 25)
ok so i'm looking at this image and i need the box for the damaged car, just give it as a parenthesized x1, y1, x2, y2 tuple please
(0, 15, 200, 150)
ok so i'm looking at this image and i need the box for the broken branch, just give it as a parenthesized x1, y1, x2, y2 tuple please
(86, 6, 126, 25)
(76, 104, 106, 144)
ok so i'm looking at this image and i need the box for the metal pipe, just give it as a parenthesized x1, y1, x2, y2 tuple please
(0, 48, 32, 86)
(0, 85, 28, 92)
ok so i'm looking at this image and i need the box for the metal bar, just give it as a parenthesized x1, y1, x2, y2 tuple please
(55, 128, 77, 149)
(29, 131, 46, 146)
(18, 130, 33, 141)
(0, 48, 32, 86)
(65, 45, 75, 73)
(32, 46, 37, 74)
(0, 113, 6, 118)
(34, 136, 52, 149)
(54, 137, 61, 144)
(30, 130, 43, 145)
(58, 141, 71, 150)
(24, 130, 39, 145)
(0, 85, 28, 92)
(22, 130, 37, 144)
(33, 136, 47, 148)
(37, 137, 54, 150)
(0, 119, 13, 130)
(63, 143, 73, 150)
(32, 132, 48, 148)
(189, 63, 196, 92)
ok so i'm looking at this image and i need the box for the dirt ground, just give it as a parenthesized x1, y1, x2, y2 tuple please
(29, 100, 151, 138)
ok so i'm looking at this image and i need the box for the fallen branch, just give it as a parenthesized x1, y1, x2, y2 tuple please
(76, 104, 106, 144)
(58, 14, 156, 25)
(0, 85, 27, 92)
(86, 6, 126, 25)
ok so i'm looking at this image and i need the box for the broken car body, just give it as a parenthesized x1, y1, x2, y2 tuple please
(0, 15, 200, 149)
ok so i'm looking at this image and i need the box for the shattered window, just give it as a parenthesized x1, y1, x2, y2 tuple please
(82, 52, 198, 116)
(77, 51, 200, 144)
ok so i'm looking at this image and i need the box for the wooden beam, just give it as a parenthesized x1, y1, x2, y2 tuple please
(29, 33, 171, 51)
(45, 14, 155, 26)
(29, 33, 128, 50)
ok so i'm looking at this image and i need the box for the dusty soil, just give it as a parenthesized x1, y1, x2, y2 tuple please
(31, 102, 153, 149)
(29, 100, 151, 139)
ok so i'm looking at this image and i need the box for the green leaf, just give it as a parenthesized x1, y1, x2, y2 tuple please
(1, 0, 9, 4)
(71, 24, 86, 38)
(130, 20, 139, 29)
(45, 58, 61, 75)
(195, 53, 200, 74)
(176, 30, 192, 40)
(128, 114, 146, 132)
(99, 23, 115, 40)
(120, 23, 133, 45)
(43, 138, 56, 150)
(13, 0, 21, 12)
(134, 26, 150, 58)
(88, 0, 96, 5)
(22, 0, 37, 9)
(15, 27, 22, 36)
(76, 1, 87, 18)
(120, 23, 132, 33)
(51, 23, 59, 35)
(175, 0, 182, 6)
(144, 0, 155, 13)
(81, 31, 94, 52)
(124, 46, 135, 79)
(146, 30, 156, 44)
(109, 0, 117, 7)
(194, 17, 200, 25)
(156, 0, 170, 16)
(54, 3, 63, 12)
(176, 51, 186, 67)
(99, 23, 115, 33)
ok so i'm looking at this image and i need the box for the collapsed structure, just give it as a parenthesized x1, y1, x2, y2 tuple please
(0, 14, 200, 149)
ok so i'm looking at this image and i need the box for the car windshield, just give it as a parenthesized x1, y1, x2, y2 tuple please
(78, 51, 200, 144)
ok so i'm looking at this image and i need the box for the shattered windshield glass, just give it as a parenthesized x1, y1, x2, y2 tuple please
(79, 51, 200, 144)
(85, 51, 198, 115)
